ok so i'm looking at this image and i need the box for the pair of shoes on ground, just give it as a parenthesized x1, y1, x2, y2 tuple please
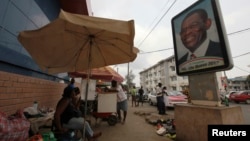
(88, 131, 102, 141)
(156, 127, 166, 136)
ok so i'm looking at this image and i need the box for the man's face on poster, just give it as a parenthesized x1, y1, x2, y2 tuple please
(180, 13, 210, 52)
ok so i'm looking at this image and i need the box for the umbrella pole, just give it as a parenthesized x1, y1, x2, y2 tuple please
(83, 36, 94, 140)
(83, 79, 89, 140)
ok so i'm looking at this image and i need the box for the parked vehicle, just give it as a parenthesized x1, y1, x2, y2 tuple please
(220, 91, 232, 101)
(220, 91, 227, 101)
(220, 91, 237, 102)
(148, 92, 157, 105)
(143, 93, 149, 101)
(135, 92, 149, 102)
(225, 91, 237, 100)
(229, 90, 250, 104)
(163, 91, 188, 108)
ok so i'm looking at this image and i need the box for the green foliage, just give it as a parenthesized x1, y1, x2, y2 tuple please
(247, 74, 250, 82)
(125, 70, 135, 88)
(247, 75, 250, 88)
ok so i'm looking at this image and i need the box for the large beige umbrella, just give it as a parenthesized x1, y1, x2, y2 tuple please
(18, 9, 138, 74)
(18, 9, 138, 138)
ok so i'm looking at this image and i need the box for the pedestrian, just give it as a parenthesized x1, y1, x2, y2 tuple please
(162, 86, 168, 114)
(131, 86, 137, 107)
(111, 80, 128, 124)
(138, 86, 144, 106)
(156, 83, 166, 115)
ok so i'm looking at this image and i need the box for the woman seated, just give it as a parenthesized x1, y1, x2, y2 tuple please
(54, 86, 102, 141)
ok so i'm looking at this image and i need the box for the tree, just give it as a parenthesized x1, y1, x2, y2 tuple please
(125, 70, 135, 88)
(247, 74, 250, 89)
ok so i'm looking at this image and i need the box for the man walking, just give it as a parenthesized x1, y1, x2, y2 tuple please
(138, 86, 144, 106)
(130, 86, 137, 107)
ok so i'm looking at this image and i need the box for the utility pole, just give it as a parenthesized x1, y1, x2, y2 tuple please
(127, 62, 130, 86)
(223, 71, 228, 92)
(127, 62, 130, 100)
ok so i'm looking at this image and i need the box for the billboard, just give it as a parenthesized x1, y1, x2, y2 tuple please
(171, 0, 233, 76)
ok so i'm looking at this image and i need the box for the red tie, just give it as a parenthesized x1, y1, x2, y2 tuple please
(190, 54, 196, 59)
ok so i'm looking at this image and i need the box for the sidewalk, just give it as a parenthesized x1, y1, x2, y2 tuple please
(90, 99, 174, 141)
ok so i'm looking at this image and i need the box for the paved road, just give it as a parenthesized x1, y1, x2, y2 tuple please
(87, 100, 249, 141)
(89, 99, 173, 141)
(227, 102, 250, 124)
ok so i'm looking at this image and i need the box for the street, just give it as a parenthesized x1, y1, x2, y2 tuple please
(86, 100, 249, 141)
(228, 102, 250, 124)
(90, 99, 173, 141)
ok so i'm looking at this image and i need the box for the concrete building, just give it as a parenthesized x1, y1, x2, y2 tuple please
(227, 76, 250, 91)
(139, 55, 223, 93)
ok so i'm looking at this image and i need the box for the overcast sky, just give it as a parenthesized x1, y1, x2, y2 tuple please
(90, 0, 250, 86)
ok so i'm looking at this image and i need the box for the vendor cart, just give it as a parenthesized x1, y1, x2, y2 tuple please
(92, 93, 118, 126)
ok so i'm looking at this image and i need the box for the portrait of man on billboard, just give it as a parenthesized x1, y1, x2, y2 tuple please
(172, 0, 233, 76)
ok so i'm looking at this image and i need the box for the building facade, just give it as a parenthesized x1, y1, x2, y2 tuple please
(139, 55, 223, 93)
(0, 0, 91, 115)
(227, 76, 250, 91)
(139, 55, 189, 92)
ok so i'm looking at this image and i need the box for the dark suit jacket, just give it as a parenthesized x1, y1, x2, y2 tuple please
(178, 40, 222, 65)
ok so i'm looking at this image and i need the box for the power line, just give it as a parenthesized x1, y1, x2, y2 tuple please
(228, 28, 250, 36)
(138, 28, 250, 54)
(137, 0, 177, 48)
(139, 48, 173, 54)
(134, 0, 250, 55)
(138, 49, 250, 75)
(136, 0, 171, 46)
(233, 65, 250, 74)
(231, 52, 250, 74)
(233, 52, 250, 58)
(132, 1, 250, 78)
(135, 0, 250, 74)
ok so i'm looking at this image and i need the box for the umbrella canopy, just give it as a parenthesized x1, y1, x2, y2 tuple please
(18, 9, 138, 74)
(18, 10, 138, 137)
(68, 66, 124, 82)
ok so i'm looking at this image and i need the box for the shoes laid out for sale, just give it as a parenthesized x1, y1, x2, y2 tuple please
(155, 118, 176, 140)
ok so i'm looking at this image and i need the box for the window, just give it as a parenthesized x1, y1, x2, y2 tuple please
(170, 66, 175, 71)
(171, 76, 177, 81)
(182, 76, 188, 80)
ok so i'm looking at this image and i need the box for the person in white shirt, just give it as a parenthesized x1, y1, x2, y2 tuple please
(156, 83, 166, 115)
(111, 80, 128, 124)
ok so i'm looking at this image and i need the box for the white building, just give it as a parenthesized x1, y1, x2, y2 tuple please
(227, 76, 250, 91)
(139, 55, 223, 93)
